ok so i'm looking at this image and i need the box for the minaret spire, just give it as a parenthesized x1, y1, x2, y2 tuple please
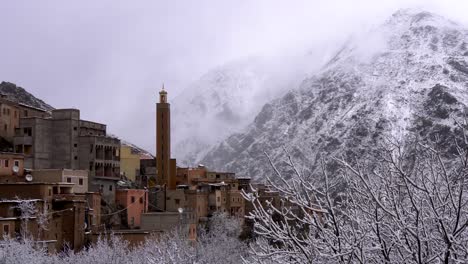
(156, 85, 173, 189)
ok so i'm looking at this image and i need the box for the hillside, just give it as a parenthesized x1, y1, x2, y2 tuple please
(0, 81, 54, 110)
(200, 9, 468, 179)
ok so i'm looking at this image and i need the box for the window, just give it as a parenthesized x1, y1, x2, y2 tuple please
(4, 160, 9, 167)
(24, 127, 32, 136)
(7, 108, 10, 115)
(48, 188, 52, 196)
(175, 199, 180, 205)
(66, 177, 71, 183)
(131, 196, 135, 203)
(73, 127, 77, 131)
(139, 197, 143, 204)
(74, 143, 77, 148)
(109, 185, 113, 191)
(74, 156, 78, 160)
(14, 160, 19, 167)
(24, 110, 28, 117)
(3, 224, 9, 236)
(90, 144, 94, 153)
(4, 124, 7, 131)
(79, 178, 83, 185)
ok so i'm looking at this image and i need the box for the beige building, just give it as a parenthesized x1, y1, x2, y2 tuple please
(32, 169, 88, 194)
(120, 144, 140, 182)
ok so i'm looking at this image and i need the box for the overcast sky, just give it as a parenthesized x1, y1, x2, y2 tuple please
(1, 0, 467, 153)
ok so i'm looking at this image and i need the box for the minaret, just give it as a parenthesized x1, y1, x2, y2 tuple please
(156, 85, 172, 189)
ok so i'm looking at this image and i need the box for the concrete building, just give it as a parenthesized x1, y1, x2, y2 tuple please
(13, 109, 120, 203)
(120, 144, 140, 182)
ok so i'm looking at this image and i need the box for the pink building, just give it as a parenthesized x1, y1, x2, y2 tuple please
(115, 189, 148, 228)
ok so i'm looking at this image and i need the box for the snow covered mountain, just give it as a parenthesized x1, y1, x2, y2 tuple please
(172, 55, 324, 166)
(200, 9, 468, 179)
(0, 81, 54, 111)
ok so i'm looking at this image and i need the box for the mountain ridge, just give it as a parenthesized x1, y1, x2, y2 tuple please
(199, 9, 468, 179)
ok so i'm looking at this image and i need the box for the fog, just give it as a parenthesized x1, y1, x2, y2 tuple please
(1, 0, 467, 154)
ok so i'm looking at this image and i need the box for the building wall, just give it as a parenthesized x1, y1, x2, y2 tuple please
(0, 101, 19, 142)
(141, 212, 189, 231)
(0, 152, 24, 178)
(14, 109, 120, 204)
(32, 169, 88, 194)
(86, 192, 101, 231)
(120, 145, 140, 181)
(115, 189, 148, 228)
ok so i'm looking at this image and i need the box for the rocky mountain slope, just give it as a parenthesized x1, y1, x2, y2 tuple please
(0, 81, 54, 110)
(200, 9, 468, 179)
(171, 54, 326, 166)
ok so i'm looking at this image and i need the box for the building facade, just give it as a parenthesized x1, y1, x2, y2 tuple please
(13, 109, 120, 203)
(120, 144, 140, 182)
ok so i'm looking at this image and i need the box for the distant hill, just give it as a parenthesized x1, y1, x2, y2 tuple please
(0, 81, 54, 111)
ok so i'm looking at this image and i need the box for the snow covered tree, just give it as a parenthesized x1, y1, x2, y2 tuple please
(244, 130, 468, 263)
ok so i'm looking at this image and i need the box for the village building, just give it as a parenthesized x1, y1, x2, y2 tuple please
(13, 109, 120, 203)
(115, 188, 148, 229)
(120, 143, 141, 182)
(0, 182, 86, 252)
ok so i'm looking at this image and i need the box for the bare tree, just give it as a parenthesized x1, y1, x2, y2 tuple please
(243, 133, 468, 264)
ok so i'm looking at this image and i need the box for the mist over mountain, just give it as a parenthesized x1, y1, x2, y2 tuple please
(198, 9, 468, 179)
(171, 53, 331, 166)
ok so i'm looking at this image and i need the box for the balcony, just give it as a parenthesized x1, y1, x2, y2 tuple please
(14, 136, 32, 145)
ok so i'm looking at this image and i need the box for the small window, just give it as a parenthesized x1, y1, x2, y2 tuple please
(4, 124, 7, 131)
(3, 224, 9, 236)
(74, 156, 78, 160)
(14, 160, 19, 167)
(66, 177, 71, 183)
(90, 144, 93, 153)
(79, 178, 83, 185)
(48, 188, 52, 196)
(131, 196, 135, 203)
(4, 160, 9, 167)
(109, 185, 113, 191)
(74, 143, 77, 148)
(175, 199, 180, 205)
(73, 127, 77, 131)
(24, 110, 28, 117)
(139, 197, 143, 204)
